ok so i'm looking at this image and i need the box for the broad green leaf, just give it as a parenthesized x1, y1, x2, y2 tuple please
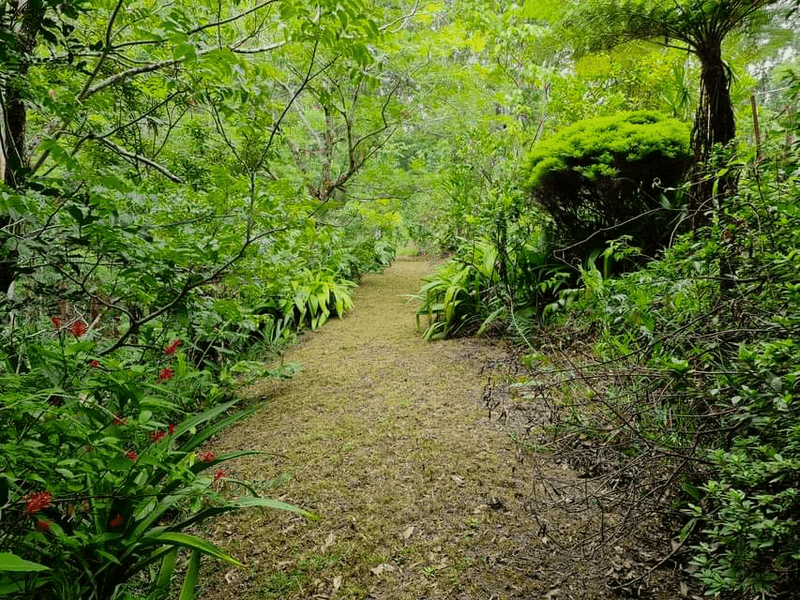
(0, 553, 49, 572)
(179, 550, 201, 600)
(142, 532, 243, 566)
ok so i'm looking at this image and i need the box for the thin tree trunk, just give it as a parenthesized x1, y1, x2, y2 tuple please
(0, 1, 45, 296)
(691, 41, 739, 295)
(690, 41, 737, 229)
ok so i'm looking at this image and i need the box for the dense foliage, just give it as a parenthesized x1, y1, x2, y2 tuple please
(562, 0, 798, 221)
(537, 122, 800, 596)
(523, 110, 692, 260)
(409, 3, 799, 598)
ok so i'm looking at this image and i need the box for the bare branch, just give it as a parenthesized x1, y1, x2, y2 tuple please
(185, 0, 280, 36)
(381, 0, 422, 33)
(76, 0, 126, 102)
(93, 135, 183, 183)
(230, 41, 285, 54)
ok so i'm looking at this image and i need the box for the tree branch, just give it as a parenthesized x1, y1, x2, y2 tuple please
(75, 0, 126, 102)
(92, 135, 183, 183)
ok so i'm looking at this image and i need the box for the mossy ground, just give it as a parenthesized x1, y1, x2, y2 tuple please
(198, 257, 687, 600)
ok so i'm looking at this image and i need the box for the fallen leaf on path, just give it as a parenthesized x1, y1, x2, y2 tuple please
(322, 531, 335, 551)
(370, 563, 396, 577)
(224, 569, 239, 584)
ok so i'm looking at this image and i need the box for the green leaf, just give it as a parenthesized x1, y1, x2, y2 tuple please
(232, 496, 318, 519)
(173, 399, 239, 439)
(93, 548, 121, 566)
(142, 532, 243, 566)
(176, 405, 259, 454)
(179, 549, 201, 600)
(155, 547, 178, 593)
(0, 553, 50, 572)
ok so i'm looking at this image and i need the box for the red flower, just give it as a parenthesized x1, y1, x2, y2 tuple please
(164, 339, 181, 355)
(113, 415, 126, 426)
(109, 513, 125, 528)
(70, 321, 87, 338)
(35, 520, 51, 533)
(213, 469, 226, 481)
(168, 423, 176, 435)
(125, 450, 138, 460)
(26, 491, 52, 516)
(158, 368, 174, 381)
(150, 430, 166, 443)
(51, 316, 61, 330)
(198, 451, 216, 462)
(90, 360, 100, 368)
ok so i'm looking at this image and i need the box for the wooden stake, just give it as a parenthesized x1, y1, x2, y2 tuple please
(750, 95, 762, 160)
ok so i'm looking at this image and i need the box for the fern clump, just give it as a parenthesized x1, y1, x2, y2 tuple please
(523, 110, 691, 261)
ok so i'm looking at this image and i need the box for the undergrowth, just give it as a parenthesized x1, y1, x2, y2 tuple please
(511, 121, 799, 597)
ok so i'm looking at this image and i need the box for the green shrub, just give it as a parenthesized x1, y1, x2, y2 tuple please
(523, 110, 692, 262)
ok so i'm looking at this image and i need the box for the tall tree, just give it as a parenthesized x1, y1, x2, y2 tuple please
(563, 0, 798, 226)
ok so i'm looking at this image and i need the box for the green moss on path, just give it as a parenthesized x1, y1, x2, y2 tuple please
(201, 257, 683, 600)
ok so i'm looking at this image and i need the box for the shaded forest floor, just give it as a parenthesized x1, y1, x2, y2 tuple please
(201, 256, 691, 600)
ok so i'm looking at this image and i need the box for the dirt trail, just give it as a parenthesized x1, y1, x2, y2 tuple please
(202, 257, 677, 600)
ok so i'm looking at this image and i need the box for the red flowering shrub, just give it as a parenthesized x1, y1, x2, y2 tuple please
(109, 514, 125, 528)
(198, 451, 216, 462)
(3, 306, 310, 600)
(26, 491, 52, 516)
(69, 321, 87, 337)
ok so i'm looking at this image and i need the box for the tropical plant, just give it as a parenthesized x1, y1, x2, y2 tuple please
(0, 1, 399, 599)
(0, 324, 312, 600)
(520, 94, 800, 597)
(416, 240, 501, 340)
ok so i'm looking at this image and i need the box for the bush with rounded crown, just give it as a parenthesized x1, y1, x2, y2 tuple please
(523, 111, 692, 263)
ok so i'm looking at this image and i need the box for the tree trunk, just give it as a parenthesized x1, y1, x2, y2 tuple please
(0, 1, 45, 296)
(690, 39, 737, 229)
(692, 40, 739, 294)
(3, 84, 30, 190)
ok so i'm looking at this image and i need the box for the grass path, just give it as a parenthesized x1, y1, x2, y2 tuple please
(201, 257, 676, 600)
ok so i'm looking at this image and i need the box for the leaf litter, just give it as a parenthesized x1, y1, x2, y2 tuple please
(200, 256, 695, 600)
